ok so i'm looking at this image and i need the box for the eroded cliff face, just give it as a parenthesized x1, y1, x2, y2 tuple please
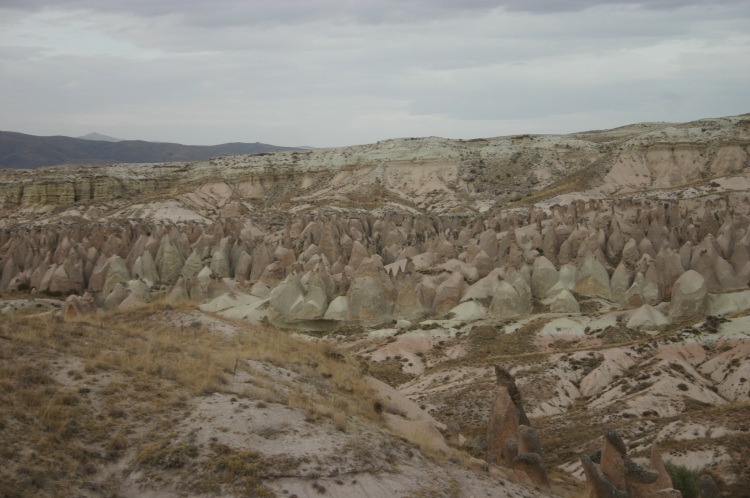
(2, 115, 748, 215)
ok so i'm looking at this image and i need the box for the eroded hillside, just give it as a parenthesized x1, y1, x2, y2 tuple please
(2, 114, 750, 497)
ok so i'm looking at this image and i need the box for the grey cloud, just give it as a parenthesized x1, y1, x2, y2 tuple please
(3, 0, 744, 27)
(0, 0, 747, 146)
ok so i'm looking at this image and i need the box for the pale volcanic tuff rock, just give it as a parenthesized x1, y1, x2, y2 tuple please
(132, 251, 159, 286)
(433, 270, 465, 314)
(1, 116, 750, 328)
(346, 256, 396, 325)
(669, 270, 707, 321)
(627, 304, 670, 332)
(549, 289, 581, 313)
(394, 272, 426, 321)
(531, 256, 559, 298)
(489, 281, 529, 320)
(574, 252, 611, 299)
(1, 199, 750, 326)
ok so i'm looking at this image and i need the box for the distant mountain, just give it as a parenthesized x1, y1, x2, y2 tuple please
(77, 132, 123, 142)
(0, 131, 304, 169)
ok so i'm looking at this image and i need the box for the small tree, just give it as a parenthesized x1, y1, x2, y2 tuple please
(664, 461, 699, 498)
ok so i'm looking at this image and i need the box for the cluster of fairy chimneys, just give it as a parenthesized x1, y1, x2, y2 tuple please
(486, 364, 720, 497)
(1, 197, 748, 324)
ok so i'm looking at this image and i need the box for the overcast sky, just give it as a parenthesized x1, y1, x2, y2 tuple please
(1, 1, 748, 147)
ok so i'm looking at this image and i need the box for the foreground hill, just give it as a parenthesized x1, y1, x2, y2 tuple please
(0, 130, 303, 169)
(1, 113, 749, 497)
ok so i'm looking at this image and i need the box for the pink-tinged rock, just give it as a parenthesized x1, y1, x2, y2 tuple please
(574, 252, 611, 298)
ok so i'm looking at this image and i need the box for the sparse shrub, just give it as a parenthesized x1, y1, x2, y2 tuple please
(664, 461, 699, 498)
(136, 439, 198, 469)
(204, 443, 291, 497)
(107, 431, 128, 459)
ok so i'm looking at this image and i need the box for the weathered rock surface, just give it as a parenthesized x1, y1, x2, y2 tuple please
(489, 281, 528, 320)
(669, 270, 707, 321)
(627, 304, 670, 332)
(487, 366, 530, 464)
(583, 429, 682, 498)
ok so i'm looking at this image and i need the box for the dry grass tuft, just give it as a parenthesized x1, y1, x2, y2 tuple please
(0, 300, 386, 497)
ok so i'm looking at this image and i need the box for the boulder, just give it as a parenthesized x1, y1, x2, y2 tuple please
(394, 273, 426, 321)
(478, 229, 499, 260)
(296, 271, 330, 320)
(249, 243, 273, 282)
(0, 257, 18, 291)
(49, 265, 80, 295)
(447, 301, 487, 321)
(546, 263, 576, 296)
(669, 270, 707, 321)
(506, 269, 532, 310)
(235, 251, 253, 282)
(627, 304, 670, 332)
(132, 251, 159, 287)
(699, 474, 718, 498)
(433, 270, 465, 314)
(347, 257, 395, 325)
(472, 250, 494, 278)
(512, 453, 550, 488)
(165, 278, 191, 303)
(489, 281, 527, 320)
(323, 296, 349, 321)
(461, 271, 501, 302)
(126, 279, 152, 302)
(622, 238, 640, 267)
(209, 246, 232, 278)
(181, 251, 204, 280)
(118, 291, 145, 310)
(249, 281, 270, 299)
(269, 273, 305, 321)
(581, 455, 628, 498)
(610, 262, 633, 301)
(156, 236, 185, 284)
(531, 256, 559, 298)
(62, 293, 96, 319)
(550, 290, 580, 313)
(104, 283, 128, 310)
(574, 253, 611, 298)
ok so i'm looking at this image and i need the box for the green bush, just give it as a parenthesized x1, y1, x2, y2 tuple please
(664, 461, 699, 498)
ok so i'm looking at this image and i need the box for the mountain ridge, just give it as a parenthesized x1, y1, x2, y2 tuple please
(0, 130, 304, 169)
(77, 132, 123, 142)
